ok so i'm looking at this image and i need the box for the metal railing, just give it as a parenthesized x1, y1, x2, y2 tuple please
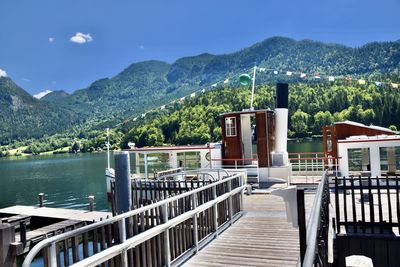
(211, 158, 259, 183)
(289, 153, 338, 184)
(301, 171, 331, 267)
(22, 172, 246, 267)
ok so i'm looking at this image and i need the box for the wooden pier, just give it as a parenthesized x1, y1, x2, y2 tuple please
(184, 194, 314, 267)
(0, 205, 111, 266)
(0, 205, 111, 222)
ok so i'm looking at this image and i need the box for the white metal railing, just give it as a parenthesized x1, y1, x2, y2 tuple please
(156, 168, 231, 182)
(289, 153, 339, 183)
(211, 158, 259, 183)
(22, 172, 246, 267)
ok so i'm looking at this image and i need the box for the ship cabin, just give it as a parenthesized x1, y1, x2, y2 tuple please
(323, 121, 400, 177)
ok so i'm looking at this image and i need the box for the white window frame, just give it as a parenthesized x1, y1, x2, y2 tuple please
(225, 117, 237, 137)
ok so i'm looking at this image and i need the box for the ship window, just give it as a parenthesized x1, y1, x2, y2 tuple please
(348, 148, 370, 174)
(225, 117, 237, 137)
(379, 146, 400, 174)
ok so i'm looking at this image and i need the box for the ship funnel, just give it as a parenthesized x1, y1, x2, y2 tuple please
(272, 83, 289, 166)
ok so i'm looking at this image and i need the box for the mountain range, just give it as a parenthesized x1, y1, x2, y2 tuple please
(1, 36, 400, 144)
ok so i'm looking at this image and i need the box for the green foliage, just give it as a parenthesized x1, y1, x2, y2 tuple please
(122, 82, 400, 146)
(1, 37, 400, 153)
(291, 109, 310, 137)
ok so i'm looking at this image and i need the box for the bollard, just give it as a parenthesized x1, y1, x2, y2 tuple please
(38, 193, 44, 207)
(88, 196, 94, 211)
(114, 152, 132, 214)
(246, 185, 252, 195)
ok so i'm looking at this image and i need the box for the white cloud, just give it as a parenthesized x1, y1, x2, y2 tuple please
(0, 69, 7, 78)
(70, 32, 93, 44)
(49, 37, 55, 43)
(22, 78, 31, 82)
(33, 90, 52, 99)
(138, 45, 145, 50)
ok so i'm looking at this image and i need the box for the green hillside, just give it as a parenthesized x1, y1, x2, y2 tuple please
(0, 77, 81, 144)
(121, 82, 400, 148)
(1, 36, 400, 151)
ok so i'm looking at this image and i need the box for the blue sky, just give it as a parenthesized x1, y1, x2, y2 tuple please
(0, 0, 399, 96)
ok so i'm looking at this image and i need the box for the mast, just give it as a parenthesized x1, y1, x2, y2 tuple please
(106, 128, 110, 169)
(250, 65, 257, 110)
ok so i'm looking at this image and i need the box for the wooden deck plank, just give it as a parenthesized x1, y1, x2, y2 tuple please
(184, 194, 314, 267)
(0, 205, 111, 222)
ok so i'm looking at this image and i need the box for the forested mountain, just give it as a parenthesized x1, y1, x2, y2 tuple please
(0, 77, 80, 143)
(41, 90, 69, 102)
(121, 82, 400, 148)
(1, 36, 400, 146)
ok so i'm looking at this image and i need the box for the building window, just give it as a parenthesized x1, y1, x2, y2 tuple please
(348, 148, 370, 174)
(379, 146, 400, 174)
(225, 117, 237, 137)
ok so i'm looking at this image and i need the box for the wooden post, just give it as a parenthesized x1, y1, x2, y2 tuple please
(88, 195, 94, 211)
(38, 193, 44, 207)
(0, 223, 16, 267)
(114, 152, 132, 214)
(297, 189, 306, 266)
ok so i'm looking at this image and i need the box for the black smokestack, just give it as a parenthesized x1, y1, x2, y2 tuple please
(276, 83, 288, 109)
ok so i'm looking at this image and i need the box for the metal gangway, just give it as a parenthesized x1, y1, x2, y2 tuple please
(22, 172, 247, 267)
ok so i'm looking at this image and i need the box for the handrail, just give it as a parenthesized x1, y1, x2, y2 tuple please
(211, 158, 257, 161)
(289, 157, 335, 161)
(156, 168, 231, 182)
(22, 172, 245, 267)
(70, 186, 245, 267)
(302, 171, 329, 267)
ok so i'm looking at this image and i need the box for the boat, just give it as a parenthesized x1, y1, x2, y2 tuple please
(105, 83, 294, 196)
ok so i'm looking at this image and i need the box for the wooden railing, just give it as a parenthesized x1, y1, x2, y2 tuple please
(22, 172, 246, 267)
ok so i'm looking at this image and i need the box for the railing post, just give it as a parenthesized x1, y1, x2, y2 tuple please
(298, 154, 301, 172)
(48, 242, 57, 267)
(118, 218, 128, 267)
(297, 189, 306, 266)
(162, 203, 171, 266)
(228, 179, 233, 224)
(239, 176, 244, 212)
(212, 186, 218, 236)
(192, 193, 199, 252)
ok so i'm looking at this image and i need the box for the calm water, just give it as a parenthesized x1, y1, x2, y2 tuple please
(0, 139, 323, 211)
(0, 153, 111, 211)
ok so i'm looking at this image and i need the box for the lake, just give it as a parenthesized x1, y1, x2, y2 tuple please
(0, 139, 323, 211)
